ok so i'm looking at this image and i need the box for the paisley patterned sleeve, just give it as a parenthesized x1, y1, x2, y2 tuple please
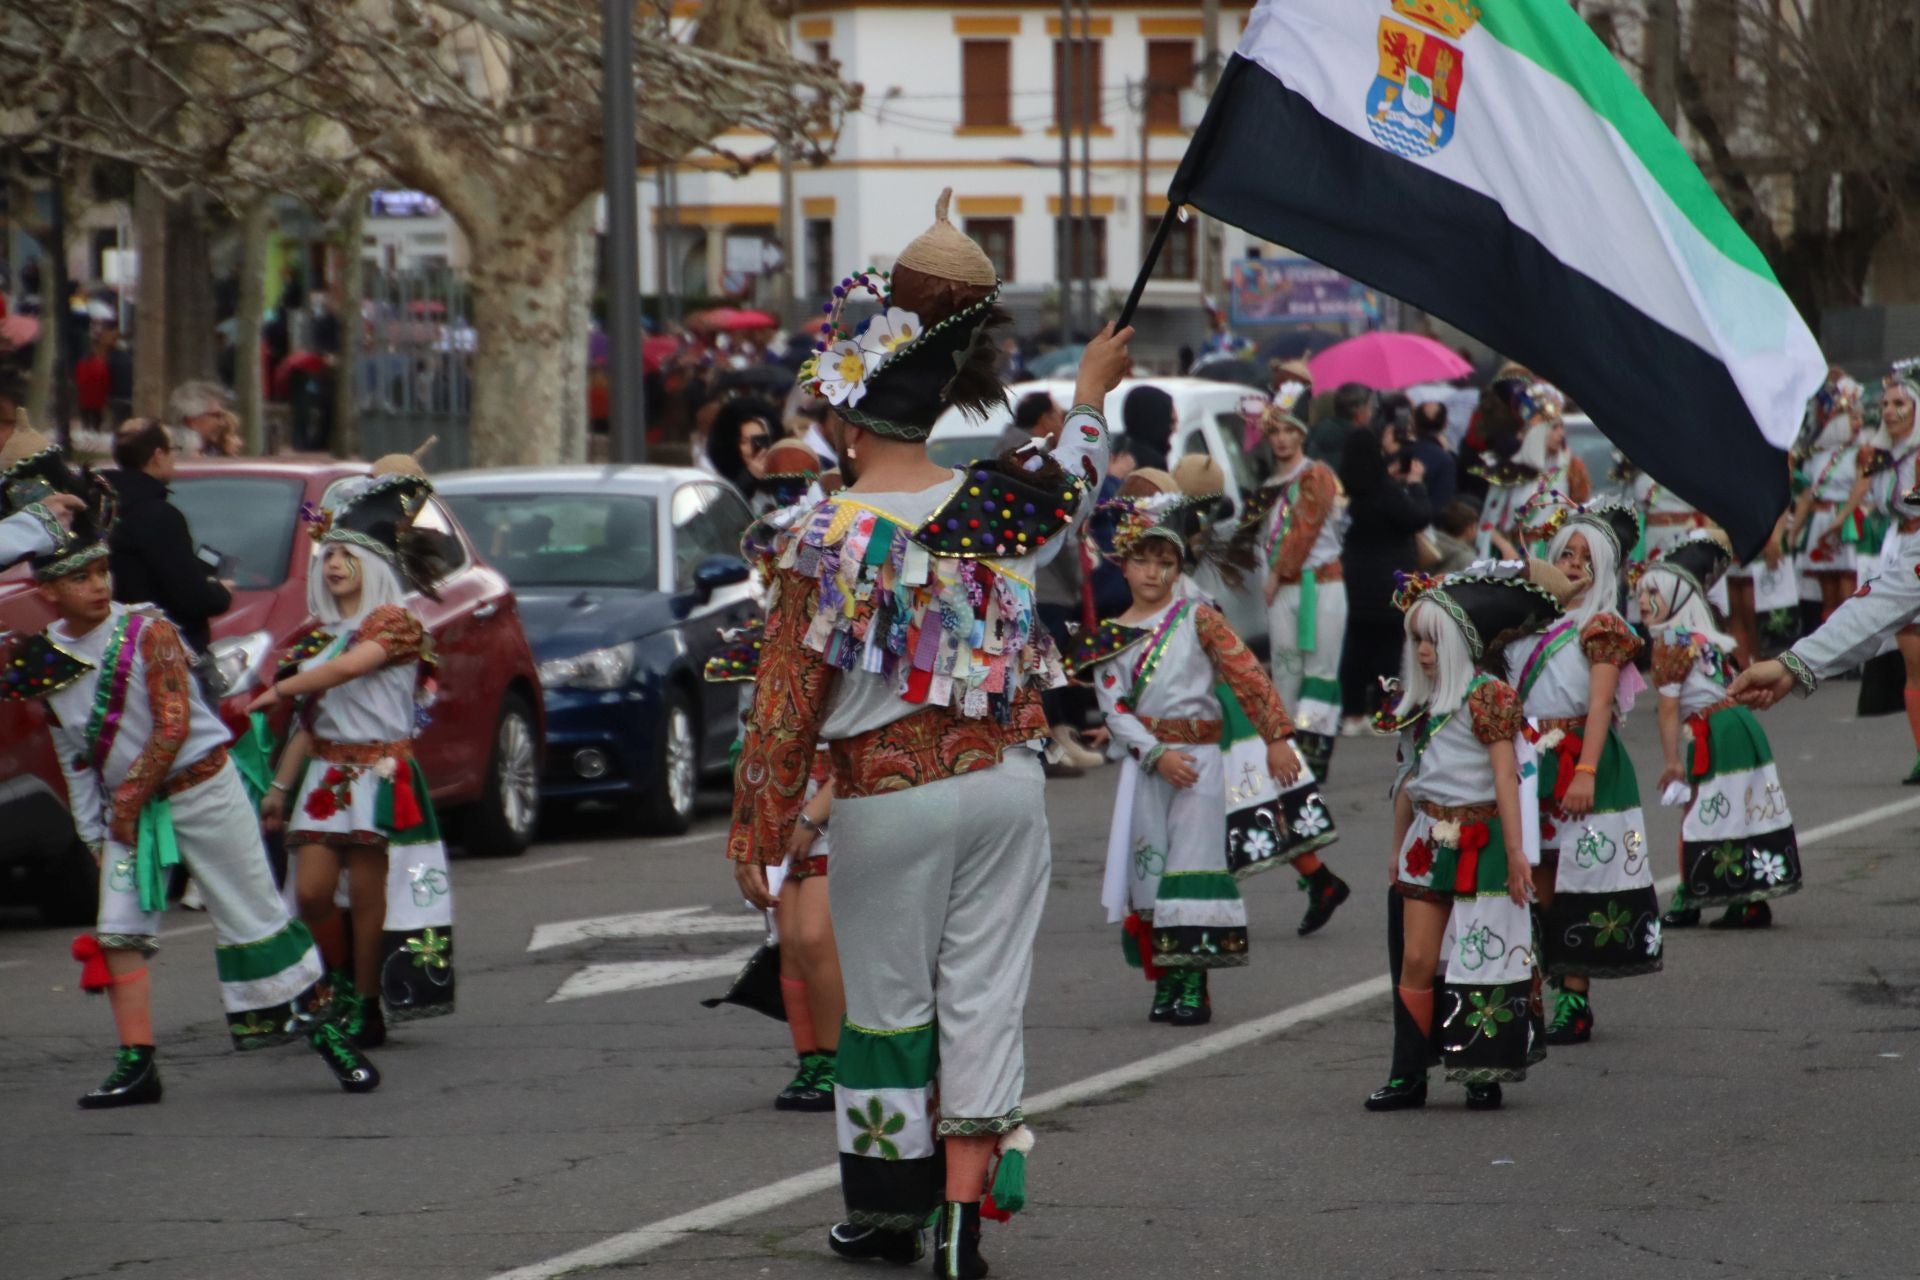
(1271, 463, 1337, 583)
(110, 621, 193, 830)
(1650, 638, 1694, 692)
(356, 604, 427, 666)
(1566, 456, 1592, 505)
(1194, 606, 1294, 741)
(1467, 678, 1525, 746)
(727, 568, 835, 865)
(1578, 613, 1640, 667)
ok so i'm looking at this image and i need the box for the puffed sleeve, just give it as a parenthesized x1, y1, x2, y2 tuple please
(1651, 636, 1695, 693)
(1578, 613, 1640, 667)
(1467, 678, 1524, 746)
(356, 604, 427, 666)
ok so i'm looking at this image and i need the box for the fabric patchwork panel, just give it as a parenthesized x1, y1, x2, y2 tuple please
(1439, 980, 1533, 1084)
(1545, 885, 1665, 978)
(837, 1022, 938, 1162)
(1552, 810, 1656, 894)
(1445, 893, 1536, 988)
(1149, 871, 1247, 930)
(385, 837, 455, 932)
(1679, 825, 1803, 908)
(213, 918, 326, 1013)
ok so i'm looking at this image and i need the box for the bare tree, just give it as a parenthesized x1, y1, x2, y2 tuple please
(0, 0, 855, 464)
(1600, 0, 1920, 322)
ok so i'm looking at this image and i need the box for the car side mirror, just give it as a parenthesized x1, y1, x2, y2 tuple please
(692, 554, 750, 601)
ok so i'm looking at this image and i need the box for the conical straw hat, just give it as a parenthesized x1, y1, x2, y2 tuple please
(895, 189, 997, 288)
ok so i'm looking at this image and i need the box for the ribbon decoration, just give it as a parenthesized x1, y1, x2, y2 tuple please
(133, 794, 179, 914)
(1297, 568, 1319, 654)
(1451, 820, 1493, 897)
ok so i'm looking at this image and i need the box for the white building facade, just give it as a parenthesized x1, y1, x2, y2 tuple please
(642, 2, 1267, 347)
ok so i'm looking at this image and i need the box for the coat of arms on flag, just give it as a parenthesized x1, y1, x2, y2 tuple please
(1365, 0, 1478, 159)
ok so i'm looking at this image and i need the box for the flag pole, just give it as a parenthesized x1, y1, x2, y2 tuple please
(1117, 206, 1176, 330)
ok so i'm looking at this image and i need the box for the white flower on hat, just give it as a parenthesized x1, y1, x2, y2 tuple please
(856, 307, 924, 367)
(815, 338, 873, 406)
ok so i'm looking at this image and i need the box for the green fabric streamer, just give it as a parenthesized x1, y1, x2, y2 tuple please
(134, 795, 179, 913)
(229, 712, 277, 808)
(989, 1149, 1028, 1215)
(1297, 568, 1318, 653)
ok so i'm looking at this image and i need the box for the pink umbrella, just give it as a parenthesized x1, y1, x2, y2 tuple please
(1308, 332, 1473, 392)
(0, 314, 40, 348)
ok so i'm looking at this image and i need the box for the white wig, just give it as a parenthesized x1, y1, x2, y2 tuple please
(309, 541, 407, 625)
(1392, 597, 1476, 720)
(1547, 519, 1620, 628)
(1636, 564, 1736, 655)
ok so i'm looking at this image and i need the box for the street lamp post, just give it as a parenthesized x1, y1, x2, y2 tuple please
(601, 0, 645, 463)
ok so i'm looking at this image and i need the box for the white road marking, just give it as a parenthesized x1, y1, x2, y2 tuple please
(547, 948, 756, 1003)
(463, 796, 1920, 1278)
(158, 922, 213, 939)
(0, 959, 28, 971)
(644, 829, 726, 849)
(503, 855, 593, 875)
(527, 906, 761, 952)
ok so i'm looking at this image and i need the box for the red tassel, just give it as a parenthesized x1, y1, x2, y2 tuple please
(391, 760, 424, 831)
(1687, 714, 1712, 780)
(1455, 822, 1492, 897)
(71, 935, 113, 993)
(980, 1194, 1013, 1224)
(1121, 912, 1165, 981)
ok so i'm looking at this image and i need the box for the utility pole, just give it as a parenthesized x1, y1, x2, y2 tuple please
(777, 142, 796, 328)
(48, 145, 71, 451)
(1645, 0, 1680, 128)
(1077, 0, 1095, 333)
(1056, 0, 1077, 342)
(600, 0, 645, 462)
(1201, 0, 1223, 304)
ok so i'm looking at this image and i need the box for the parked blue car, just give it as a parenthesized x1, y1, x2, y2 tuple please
(437, 466, 756, 833)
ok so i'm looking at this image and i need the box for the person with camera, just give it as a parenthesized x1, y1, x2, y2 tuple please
(1337, 422, 1432, 734)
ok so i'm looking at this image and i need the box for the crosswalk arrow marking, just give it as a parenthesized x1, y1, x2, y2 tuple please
(527, 906, 764, 953)
(547, 949, 757, 1003)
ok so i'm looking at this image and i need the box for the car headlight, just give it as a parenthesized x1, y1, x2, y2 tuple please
(205, 630, 273, 700)
(539, 642, 637, 691)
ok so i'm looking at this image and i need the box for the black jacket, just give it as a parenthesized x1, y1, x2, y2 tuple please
(1339, 430, 1433, 619)
(108, 469, 232, 652)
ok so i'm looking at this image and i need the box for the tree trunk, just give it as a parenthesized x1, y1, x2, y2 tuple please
(164, 195, 216, 392)
(131, 173, 170, 419)
(332, 192, 366, 459)
(464, 198, 595, 467)
(234, 195, 271, 453)
(26, 292, 55, 434)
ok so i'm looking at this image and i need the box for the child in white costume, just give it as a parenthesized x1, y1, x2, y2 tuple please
(1075, 495, 1335, 1027)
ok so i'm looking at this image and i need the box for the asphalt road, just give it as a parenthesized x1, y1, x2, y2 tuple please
(5, 695, 1920, 1280)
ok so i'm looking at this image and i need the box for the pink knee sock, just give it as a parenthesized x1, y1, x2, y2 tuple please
(1397, 985, 1434, 1037)
(780, 977, 818, 1055)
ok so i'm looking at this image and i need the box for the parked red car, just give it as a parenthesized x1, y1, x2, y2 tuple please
(0, 458, 546, 923)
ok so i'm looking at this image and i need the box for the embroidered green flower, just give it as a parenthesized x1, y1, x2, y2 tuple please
(1466, 988, 1514, 1037)
(848, 1097, 907, 1160)
(1588, 900, 1633, 948)
(1710, 841, 1747, 881)
(404, 927, 451, 970)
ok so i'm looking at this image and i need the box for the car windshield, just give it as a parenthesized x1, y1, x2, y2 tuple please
(442, 492, 659, 588)
(167, 475, 304, 589)
(1206, 412, 1259, 496)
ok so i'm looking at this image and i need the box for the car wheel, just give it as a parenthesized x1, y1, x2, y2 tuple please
(36, 837, 99, 926)
(626, 685, 698, 835)
(463, 693, 540, 857)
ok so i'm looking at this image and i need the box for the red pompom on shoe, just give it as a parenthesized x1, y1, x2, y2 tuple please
(72, 935, 113, 993)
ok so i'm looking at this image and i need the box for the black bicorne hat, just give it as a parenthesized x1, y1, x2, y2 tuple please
(30, 505, 112, 582)
(314, 471, 447, 599)
(2, 427, 117, 536)
(1650, 529, 1734, 602)
(1400, 568, 1565, 665)
(838, 298, 1009, 443)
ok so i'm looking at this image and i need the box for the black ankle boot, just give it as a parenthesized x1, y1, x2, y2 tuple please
(775, 1051, 835, 1112)
(1708, 900, 1772, 929)
(337, 990, 387, 1049)
(79, 1045, 162, 1109)
(1148, 973, 1177, 1023)
(1363, 1075, 1428, 1112)
(1297, 866, 1351, 936)
(826, 1221, 924, 1264)
(1168, 970, 1212, 1027)
(1662, 890, 1701, 928)
(1545, 989, 1592, 1045)
(933, 1201, 989, 1280)
(1465, 1083, 1504, 1111)
(309, 1022, 381, 1093)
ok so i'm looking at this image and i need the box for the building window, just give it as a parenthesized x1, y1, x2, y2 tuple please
(964, 218, 1015, 282)
(805, 218, 834, 300)
(1144, 40, 1195, 131)
(1054, 216, 1108, 279)
(961, 41, 1013, 128)
(1052, 39, 1104, 128)
(1145, 215, 1197, 280)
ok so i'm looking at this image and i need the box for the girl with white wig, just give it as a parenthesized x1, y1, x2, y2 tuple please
(1787, 378, 1870, 622)
(1505, 495, 1662, 1049)
(1365, 563, 1561, 1114)
(251, 457, 456, 1051)
(1642, 532, 1802, 930)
